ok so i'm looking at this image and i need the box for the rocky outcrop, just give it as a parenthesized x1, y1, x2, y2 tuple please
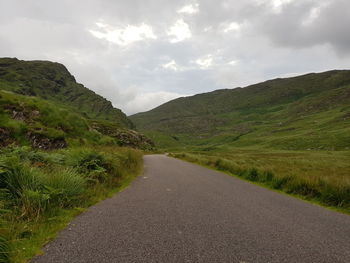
(0, 127, 13, 147)
(89, 121, 154, 150)
(27, 132, 67, 150)
(4, 104, 40, 123)
(113, 130, 155, 149)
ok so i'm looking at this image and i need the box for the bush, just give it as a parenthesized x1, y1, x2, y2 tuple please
(0, 157, 41, 199)
(40, 169, 86, 207)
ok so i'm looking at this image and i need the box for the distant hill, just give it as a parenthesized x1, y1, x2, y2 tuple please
(130, 70, 350, 150)
(0, 57, 132, 128)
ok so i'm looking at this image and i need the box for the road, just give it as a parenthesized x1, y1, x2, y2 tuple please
(32, 155, 350, 263)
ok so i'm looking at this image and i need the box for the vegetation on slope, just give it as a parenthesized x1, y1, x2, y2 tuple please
(0, 57, 132, 128)
(131, 70, 350, 212)
(0, 58, 154, 262)
(0, 90, 153, 151)
(0, 145, 142, 262)
(131, 70, 350, 151)
(0, 89, 150, 262)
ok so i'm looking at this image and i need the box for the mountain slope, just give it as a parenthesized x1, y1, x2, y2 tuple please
(130, 70, 350, 150)
(0, 57, 132, 128)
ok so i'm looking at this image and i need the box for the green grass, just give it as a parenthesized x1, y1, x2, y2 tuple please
(130, 70, 350, 213)
(0, 145, 143, 263)
(0, 90, 153, 150)
(0, 58, 132, 128)
(0, 57, 153, 262)
(171, 150, 350, 212)
(130, 70, 350, 151)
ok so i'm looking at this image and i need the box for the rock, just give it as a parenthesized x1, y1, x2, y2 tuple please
(27, 132, 68, 150)
(0, 127, 14, 147)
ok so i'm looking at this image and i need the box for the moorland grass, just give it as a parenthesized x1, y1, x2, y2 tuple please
(171, 149, 350, 212)
(0, 146, 143, 263)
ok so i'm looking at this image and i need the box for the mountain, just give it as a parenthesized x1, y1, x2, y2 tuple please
(0, 57, 132, 128)
(130, 70, 350, 150)
(0, 58, 154, 150)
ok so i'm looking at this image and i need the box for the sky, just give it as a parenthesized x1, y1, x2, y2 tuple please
(0, 0, 349, 115)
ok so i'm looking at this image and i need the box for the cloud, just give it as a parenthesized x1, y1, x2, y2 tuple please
(0, 0, 349, 116)
(222, 22, 241, 33)
(177, 3, 199, 15)
(123, 90, 188, 115)
(89, 22, 156, 46)
(167, 19, 192, 43)
(195, 55, 213, 69)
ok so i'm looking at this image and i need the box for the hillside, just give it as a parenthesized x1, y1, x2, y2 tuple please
(130, 70, 350, 150)
(0, 57, 132, 128)
(0, 59, 155, 262)
(0, 90, 153, 150)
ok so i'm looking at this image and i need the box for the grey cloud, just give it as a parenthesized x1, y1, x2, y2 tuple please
(0, 0, 349, 115)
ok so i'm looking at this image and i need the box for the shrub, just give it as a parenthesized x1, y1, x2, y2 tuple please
(21, 189, 50, 218)
(65, 149, 115, 182)
(0, 157, 41, 199)
(40, 169, 86, 207)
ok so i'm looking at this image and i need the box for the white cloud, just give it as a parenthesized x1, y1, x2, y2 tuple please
(223, 22, 241, 33)
(162, 60, 180, 71)
(90, 22, 156, 46)
(228, 60, 239, 65)
(123, 91, 188, 115)
(302, 2, 330, 26)
(271, 0, 295, 13)
(177, 3, 199, 14)
(167, 19, 192, 43)
(195, 55, 213, 69)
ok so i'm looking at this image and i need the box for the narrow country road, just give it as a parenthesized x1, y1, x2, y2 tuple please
(32, 155, 350, 263)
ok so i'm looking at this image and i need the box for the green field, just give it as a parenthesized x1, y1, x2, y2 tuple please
(131, 70, 350, 213)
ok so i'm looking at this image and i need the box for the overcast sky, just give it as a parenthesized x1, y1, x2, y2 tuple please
(0, 0, 349, 115)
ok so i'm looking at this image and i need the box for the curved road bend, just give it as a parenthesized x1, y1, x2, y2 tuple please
(32, 154, 350, 263)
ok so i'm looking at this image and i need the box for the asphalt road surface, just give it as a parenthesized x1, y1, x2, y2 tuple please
(32, 155, 350, 263)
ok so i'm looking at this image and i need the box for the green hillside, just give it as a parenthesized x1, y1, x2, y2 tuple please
(0, 89, 153, 150)
(130, 70, 350, 151)
(0, 58, 132, 128)
(0, 59, 154, 262)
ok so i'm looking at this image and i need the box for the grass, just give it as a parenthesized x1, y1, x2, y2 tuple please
(130, 70, 350, 151)
(0, 145, 143, 263)
(170, 149, 350, 213)
(0, 57, 153, 262)
(0, 58, 132, 128)
(0, 89, 153, 150)
(130, 70, 350, 213)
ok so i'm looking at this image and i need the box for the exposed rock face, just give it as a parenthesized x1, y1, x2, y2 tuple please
(0, 127, 13, 147)
(114, 130, 155, 149)
(27, 132, 67, 150)
(89, 121, 155, 150)
(4, 104, 40, 123)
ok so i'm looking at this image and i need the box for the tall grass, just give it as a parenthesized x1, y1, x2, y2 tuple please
(172, 151, 350, 210)
(0, 145, 143, 262)
(0, 234, 9, 263)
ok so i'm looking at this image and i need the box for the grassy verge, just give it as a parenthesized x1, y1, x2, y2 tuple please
(170, 150, 350, 214)
(0, 145, 143, 263)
